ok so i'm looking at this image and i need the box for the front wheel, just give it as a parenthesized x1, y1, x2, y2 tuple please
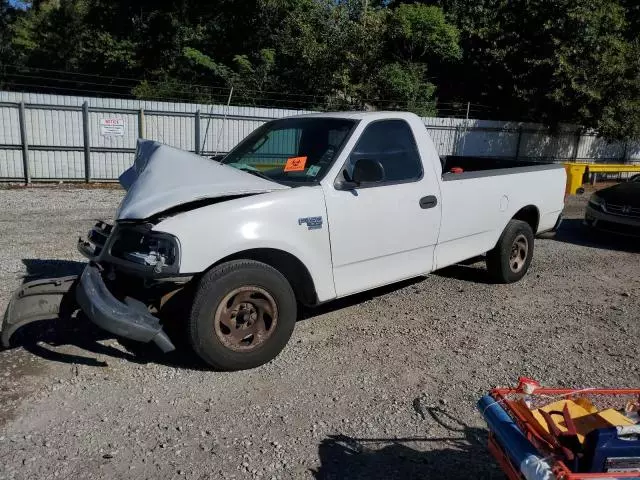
(188, 260, 297, 370)
(486, 220, 534, 283)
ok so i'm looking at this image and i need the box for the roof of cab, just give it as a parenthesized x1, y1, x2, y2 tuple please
(288, 111, 421, 121)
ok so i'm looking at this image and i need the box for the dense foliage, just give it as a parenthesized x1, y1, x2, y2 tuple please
(1, 0, 639, 138)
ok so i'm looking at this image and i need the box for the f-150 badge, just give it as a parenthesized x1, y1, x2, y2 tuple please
(298, 216, 323, 230)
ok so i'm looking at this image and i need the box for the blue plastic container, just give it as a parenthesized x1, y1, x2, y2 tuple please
(582, 426, 640, 473)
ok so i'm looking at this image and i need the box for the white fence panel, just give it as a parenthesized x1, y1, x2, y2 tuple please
(145, 113, 194, 151)
(91, 152, 133, 180)
(519, 130, 575, 160)
(577, 135, 626, 162)
(0, 150, 23, 178)
(0, 105, 20, 145)
(25, 108, 83, 147)
(628, 141, 640, 162)
(29, 150, 84, 179)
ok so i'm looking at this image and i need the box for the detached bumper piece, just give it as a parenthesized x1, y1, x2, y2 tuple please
(1, 276, 77, 348)
(75, 264, 175, 353)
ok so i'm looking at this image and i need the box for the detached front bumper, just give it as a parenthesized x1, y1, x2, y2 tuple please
(75, 264, 175, 353)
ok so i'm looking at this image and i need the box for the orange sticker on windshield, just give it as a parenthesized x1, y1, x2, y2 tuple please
(284, 156, 307, 172)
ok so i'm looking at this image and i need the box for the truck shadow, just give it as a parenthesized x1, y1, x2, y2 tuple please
(5, 314, 208, 370)
(432, 264, 493, 285)
(312, 407, 501, 479)
(551, 218, 640, 253)
(20, 258, 86, 282)
(300, 278, 424, 320)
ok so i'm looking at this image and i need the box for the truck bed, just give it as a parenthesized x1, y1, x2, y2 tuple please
(440, 155, 553, 173)
(441, 155, 557, 178)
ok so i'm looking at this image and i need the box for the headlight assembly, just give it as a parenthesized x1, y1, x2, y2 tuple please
(110, 226, 180, 274)
(588, 194, 605, 210)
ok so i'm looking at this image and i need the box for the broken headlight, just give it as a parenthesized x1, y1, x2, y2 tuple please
(110, 227, 180, 274)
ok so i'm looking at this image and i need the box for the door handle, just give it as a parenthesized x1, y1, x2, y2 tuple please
(419, 195, 438, 209)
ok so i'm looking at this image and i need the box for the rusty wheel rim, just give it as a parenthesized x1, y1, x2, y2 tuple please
(509, 234, 529, 273)
(214, 286, 278, 352)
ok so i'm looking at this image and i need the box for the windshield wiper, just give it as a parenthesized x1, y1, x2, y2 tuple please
(227, 162, 275, 182)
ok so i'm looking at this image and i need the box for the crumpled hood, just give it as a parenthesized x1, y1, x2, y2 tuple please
(116, 140, 289, 220)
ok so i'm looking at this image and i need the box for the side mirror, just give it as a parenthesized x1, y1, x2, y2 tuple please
(336, 158, 385, 190)
(352, 158, 384, 184)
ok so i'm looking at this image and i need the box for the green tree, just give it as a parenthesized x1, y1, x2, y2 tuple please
(420, 0, 640, 138)
(0, 1, 19, 88)
(378, 3, 461, 114)
(387, 3, 461, 63)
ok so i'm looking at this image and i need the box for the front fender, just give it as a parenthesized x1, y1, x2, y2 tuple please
(153, 187, 336, 302)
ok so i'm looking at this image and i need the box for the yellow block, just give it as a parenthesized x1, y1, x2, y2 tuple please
(531, 399, 635, 444)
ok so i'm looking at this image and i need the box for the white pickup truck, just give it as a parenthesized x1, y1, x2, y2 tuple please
(2, 112, 566, 370)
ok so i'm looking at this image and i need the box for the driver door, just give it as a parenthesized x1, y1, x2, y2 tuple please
(323, 119, 442, 297)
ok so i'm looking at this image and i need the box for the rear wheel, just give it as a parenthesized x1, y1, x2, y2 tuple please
(486, 220, 534, 283)
(188, 260, 297, 370)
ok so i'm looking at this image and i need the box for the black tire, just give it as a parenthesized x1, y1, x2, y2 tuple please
(188, 260, 297, 370)
(486, 220, 534, 283)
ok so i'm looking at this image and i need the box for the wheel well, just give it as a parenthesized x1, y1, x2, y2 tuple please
(213, 249, 318, 306)
(513, 205, 539, 233)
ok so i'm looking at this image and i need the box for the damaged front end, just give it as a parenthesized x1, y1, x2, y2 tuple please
(73, 220, 188, 353)
(3, 139, 285, 352)
(2, 220, 187, 352)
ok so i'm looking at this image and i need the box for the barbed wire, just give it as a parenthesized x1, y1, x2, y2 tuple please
(1, 65, 498, 118)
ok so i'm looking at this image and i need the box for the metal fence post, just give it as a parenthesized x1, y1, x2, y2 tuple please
(194, 110, 201, 154)
(515, 126, 523, 161)
(82, 102, 91, 182)
(138, 108, 145, 139)
(572, 128, 581, 162)
(18, 102, 31, 184)
(621, 140, 629, 163)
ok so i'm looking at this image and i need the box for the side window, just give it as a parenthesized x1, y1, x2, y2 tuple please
(349, 120, 422, 183)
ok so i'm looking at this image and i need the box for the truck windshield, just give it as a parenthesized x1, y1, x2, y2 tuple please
(221, 118, 356, 185)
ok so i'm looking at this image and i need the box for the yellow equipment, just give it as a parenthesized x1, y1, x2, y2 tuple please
(564, 162, 640, 195)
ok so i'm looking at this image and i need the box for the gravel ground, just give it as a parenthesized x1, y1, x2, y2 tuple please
(0, 185, 638, 480)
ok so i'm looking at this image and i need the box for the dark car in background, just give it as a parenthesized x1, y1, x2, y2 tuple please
(584, 174, 640, 236)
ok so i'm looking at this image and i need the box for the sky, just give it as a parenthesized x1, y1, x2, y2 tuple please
(8, 0, 30, 9)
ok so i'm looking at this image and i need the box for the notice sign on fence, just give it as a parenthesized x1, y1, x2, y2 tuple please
(100, 118, 125, 136)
